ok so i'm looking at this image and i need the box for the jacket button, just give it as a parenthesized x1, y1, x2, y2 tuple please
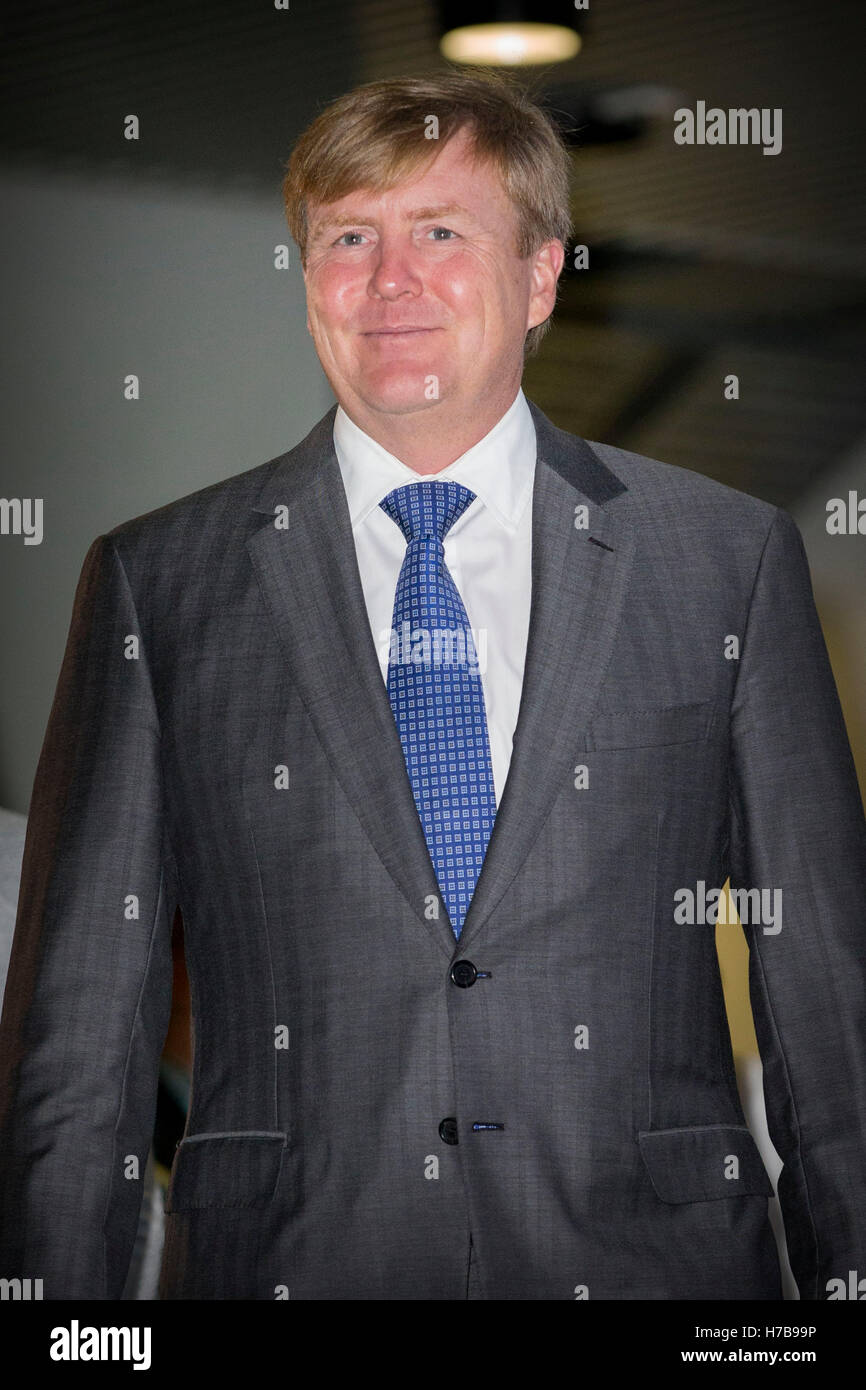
(439, 1117, 459, 1145)
(450, 959, 478, 988)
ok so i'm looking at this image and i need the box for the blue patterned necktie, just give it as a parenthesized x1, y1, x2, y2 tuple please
(379, 481, 497, 938)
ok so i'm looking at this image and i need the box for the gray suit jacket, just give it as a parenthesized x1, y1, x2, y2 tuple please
(1, 400, 864, 1300)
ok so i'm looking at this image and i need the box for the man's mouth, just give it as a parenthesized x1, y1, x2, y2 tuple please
(362, 327, 440, 336)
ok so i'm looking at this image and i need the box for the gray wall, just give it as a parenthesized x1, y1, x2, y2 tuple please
(0, 166, 333, 812)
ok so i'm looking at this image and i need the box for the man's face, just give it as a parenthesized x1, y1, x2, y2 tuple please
(302, 126, 563, 423)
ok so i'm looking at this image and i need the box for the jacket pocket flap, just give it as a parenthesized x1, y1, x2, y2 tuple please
(587, 700, 719, 751)
(638, 1124, 774, 1203)
(165, 1131, 286, 1212)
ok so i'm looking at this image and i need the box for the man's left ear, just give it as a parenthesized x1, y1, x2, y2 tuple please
(527, 240, 565, 331)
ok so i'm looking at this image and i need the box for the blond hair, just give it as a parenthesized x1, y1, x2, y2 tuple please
(282, 68, 572, 357)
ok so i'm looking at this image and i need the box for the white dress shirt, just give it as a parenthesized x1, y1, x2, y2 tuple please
(332, 387, 536, 808)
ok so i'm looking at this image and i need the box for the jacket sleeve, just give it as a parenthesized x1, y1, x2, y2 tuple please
(728, 506, 866, 1300)
(0, 532, 176, 1299)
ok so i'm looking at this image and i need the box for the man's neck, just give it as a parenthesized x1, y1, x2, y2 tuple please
(339, 386, 521, 475)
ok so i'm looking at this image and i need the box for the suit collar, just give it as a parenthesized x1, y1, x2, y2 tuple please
(248, 398, 633, 958)
(251, 396, 627, 517)
(332, 388, 536, 536)
(527, 398, 628, 505)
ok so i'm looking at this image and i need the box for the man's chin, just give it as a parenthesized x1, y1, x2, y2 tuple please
(355, 373, 449, 416)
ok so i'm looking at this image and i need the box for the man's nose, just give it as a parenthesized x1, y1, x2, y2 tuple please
(368, 237, 422, 298)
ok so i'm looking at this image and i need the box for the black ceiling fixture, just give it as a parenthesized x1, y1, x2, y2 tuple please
(540, 81, 684, 148)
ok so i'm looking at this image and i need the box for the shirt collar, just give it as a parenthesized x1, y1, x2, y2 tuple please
(333, 387, 536, 536)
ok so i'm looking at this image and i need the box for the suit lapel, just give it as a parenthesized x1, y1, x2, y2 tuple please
(246, 399, 635, 959)
(457, 402, 635, 951)
(247, 407, 458, 959)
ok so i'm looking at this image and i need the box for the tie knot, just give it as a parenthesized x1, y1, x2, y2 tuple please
(379, 480, 476, 545)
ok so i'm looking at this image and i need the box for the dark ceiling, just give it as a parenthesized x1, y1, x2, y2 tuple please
(2, 0, 864, 508)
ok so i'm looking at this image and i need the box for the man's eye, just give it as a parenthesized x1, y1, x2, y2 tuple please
(335, 231, 366, 246)
(428, 226, 456, 240)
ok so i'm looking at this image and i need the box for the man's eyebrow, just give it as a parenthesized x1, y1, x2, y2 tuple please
(405, 203, 473, 221)
(309, 203, 474, 237)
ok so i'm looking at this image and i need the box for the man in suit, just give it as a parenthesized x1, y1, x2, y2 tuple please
(1, 69, 864, 1302)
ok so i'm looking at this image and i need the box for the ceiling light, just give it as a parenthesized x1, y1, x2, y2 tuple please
(438, 4, 585, 67)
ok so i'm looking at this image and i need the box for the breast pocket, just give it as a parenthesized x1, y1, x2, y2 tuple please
(165, 1131, 287, 1212)
(587, 699, 722, 752)
(638, 1123, 774, 1203)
